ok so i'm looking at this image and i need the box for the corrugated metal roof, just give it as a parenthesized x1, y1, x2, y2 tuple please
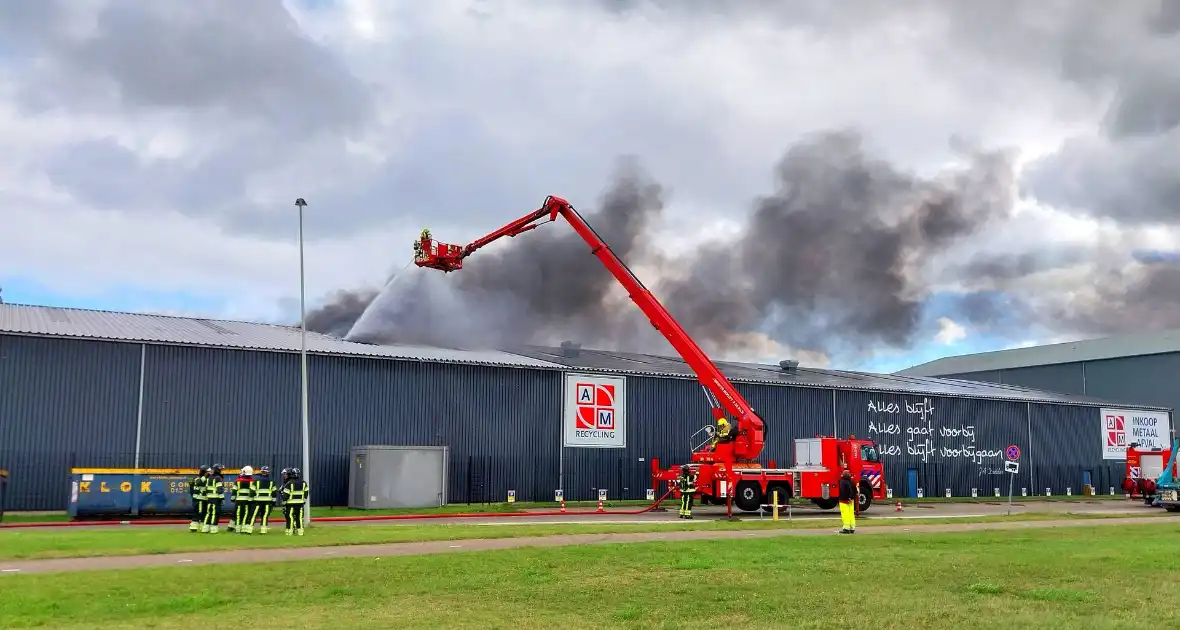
(895, 328, 1180, 377)
(0, 303, 562, 369)
(510, 345, 1153, 408)
(0, 302, 1164, 409)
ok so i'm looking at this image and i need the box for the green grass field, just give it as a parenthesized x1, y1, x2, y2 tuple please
(0, 493, 1135, 524)
(0, 509, 1165, 560)
(1, 522, 1176, 629)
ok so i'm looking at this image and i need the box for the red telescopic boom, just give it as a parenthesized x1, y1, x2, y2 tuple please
(412, 195, 766, 462)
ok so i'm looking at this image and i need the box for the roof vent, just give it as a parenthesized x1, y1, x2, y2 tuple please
(560, 341, 581, 358)
(779, 359, 799, 374)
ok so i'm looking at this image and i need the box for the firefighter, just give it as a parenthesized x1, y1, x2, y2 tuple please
(677, 465, 697, 519)
(710, 417, 732, 450)
(202, 464, 226, 533)
(188, 465, 209, 532)
(230, 465, 255, 533)
(280, 467, 310, 536)
(838, 468, 857, 534)
(250, 466, 277, 534)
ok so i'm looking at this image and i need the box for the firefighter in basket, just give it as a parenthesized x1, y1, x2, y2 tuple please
(677, 465, 697, 519)
(710, 417, 733, 450)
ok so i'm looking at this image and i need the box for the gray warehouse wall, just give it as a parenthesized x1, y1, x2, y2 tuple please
(0, 332, 1152, 511)
(0, 335, 141, 509)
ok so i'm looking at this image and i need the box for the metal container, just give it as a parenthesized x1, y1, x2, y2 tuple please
(348, 446, 449, 509)
(67, 468, 245, 518)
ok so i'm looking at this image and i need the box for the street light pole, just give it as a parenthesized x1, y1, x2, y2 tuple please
(295, 197, 312, 524)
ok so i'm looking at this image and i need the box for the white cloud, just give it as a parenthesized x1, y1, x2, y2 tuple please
(934, 317, 968, 345)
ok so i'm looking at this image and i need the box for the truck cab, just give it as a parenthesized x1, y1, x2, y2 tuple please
(791, 436, 888, 512)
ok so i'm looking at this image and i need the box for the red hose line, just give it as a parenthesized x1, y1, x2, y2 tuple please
(0, 490, 675, 529)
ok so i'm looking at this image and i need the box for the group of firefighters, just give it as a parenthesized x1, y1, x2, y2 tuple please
(187, 464, 310, 536)
(677, 412, 860, 533)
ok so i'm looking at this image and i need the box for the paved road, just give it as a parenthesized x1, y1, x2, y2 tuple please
(0, 515, 1168, 575)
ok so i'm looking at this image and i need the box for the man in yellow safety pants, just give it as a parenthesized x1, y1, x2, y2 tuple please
(838, 468, 857, 534)
(677, 465, 697, 519)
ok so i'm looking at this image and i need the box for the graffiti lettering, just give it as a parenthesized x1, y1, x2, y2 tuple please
(868, 421, 901, 435)
(939, 425, 976, 442)
(868, 401, 900, 414)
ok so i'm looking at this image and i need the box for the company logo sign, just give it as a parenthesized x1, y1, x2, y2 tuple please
(1106, 415, 1126, 448)
(563, 373, 626, 448)
(575, 382, 616, 431)
(1102, 408, 1171, 460)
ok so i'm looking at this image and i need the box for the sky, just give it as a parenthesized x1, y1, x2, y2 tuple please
(2, 0, 1179, 374)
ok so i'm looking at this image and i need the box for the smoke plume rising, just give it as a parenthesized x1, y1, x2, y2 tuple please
(304, 1, 1180, 364)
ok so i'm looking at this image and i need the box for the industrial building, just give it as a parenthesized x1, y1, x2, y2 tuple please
(0, 302, 1171, 512)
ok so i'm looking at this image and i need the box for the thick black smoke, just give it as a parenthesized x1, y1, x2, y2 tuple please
(307, 135, 1016, 362)
(658, 130, 1014, 358)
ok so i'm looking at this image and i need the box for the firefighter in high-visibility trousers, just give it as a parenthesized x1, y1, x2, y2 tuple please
(230, 465, 255, 533)
(189, 465, 209, 532)
(280, 467, 309, 536)
(677, 465, 697, 519)
(249, 466, 276, 533)
(838, 468, 857, 534)
(202, 464, 226, 533)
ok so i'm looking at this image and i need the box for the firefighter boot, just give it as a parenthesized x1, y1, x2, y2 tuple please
(243, 523, 254, 534)
(296, 528, 304, 536)
(208, 525, 219, 534)
(259, 526, 269, 534)
(200, 523, 210, 533)
(285, 529, 293, 536)
(189, 520, 199, 532)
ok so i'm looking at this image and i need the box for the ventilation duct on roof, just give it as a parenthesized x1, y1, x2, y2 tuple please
(560, 341, 581, 358)
(779, 359, 799, 374)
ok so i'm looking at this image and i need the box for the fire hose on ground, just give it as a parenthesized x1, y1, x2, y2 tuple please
(0, 489, 677, 529)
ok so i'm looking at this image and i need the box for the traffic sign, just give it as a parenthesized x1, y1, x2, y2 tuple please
(1004, 460, 1019, 474)
(1005, 445, 1020, 460)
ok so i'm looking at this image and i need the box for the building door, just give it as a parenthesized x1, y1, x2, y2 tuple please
(907, 468, 918, 498)
(1082, 470, 1093, 492)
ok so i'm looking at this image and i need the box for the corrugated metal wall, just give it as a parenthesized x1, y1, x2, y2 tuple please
(835, 390, 1034, 497)
(0, 332, 1158, 511)
(1030, 403, 1125, 495)
(0, 335, 140, 510)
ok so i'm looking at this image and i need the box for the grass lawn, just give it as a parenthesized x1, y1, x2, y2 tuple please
(0, 493, 1136, 524)
(0, 509, 1166, 560)
(2, 523, 1178, 629)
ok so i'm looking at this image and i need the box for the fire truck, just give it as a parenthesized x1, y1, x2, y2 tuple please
(413, 195, 889, 515)
(1121, 442, 1173, 504)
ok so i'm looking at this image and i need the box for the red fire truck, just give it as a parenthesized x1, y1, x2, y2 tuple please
(1122, 442, 1173, 504)
(413, 195, 888, 515)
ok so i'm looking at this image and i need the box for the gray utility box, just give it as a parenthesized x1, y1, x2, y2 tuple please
(348, 445, 449, 510)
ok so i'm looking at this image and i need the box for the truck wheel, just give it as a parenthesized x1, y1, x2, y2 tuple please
(857, 481, 873, 512)
(761, 483, 792, 513)
(812, 497, 838, 510)
(1165, 506, 1180, 513)
(734, 481, 763, 512)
